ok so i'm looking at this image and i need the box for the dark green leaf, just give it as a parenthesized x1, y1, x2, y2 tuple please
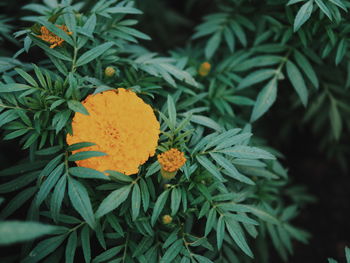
(68, 177, 96, 228)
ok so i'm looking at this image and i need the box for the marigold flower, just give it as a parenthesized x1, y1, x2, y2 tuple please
(158, 148, 186, 179)
(198, 62, 211, 76)
(105, 66, 116, 77)
(66, 88, 160, 175)
(36, 25, 72, 48)
(162, 215, 173, 224)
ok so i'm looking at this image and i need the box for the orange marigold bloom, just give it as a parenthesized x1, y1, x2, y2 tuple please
(158, 148, 186, 173)
(66, 88, 160, 175)
(198, 62, 211, 77)
(37, 25, 72, 48)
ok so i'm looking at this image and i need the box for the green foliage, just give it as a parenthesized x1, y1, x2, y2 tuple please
(1, 0, 347, 262)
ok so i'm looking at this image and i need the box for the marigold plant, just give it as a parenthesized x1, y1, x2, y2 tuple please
(3, 0, 349, 262)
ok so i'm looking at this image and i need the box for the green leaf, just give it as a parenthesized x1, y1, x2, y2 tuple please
(216, 216, 225, 249)
(67, 142, 96, 152)
(210, 153, 255, 185)
(230, 20, 247, 46)
(160, 239, 183, 263)
(294, 1, 314, 31)
(68, 100, 89, 115)
(0, 171, 38, 194)
(92, 246, 123, 263)
(69, 167, 109, 180)
(96, 185, 132, 218)
(36, 163, 64, 206)
(15, 68, 38, 87)
(196, 155, 224, 182)
(0, 110, 19, 128)
(225, 218, 253, 258)
(286, 61, 308, 106)
(68, 151, 107, 162)
(237, 69, 276, 90)
(205, 31, 222, 59)
(50, 175, 67, 222)
(250, 78, 278, 122)
(193, 255, 214, 263)
(81, 225, 91, 263)
(106, 214, 124, 237)
(140, 178, 150, 212)
(293, 50, 319, 88)
(0, 221, 59, 245)
(132, 236, 154, 257)
(329, 0, 347, 11)
(106, 6, 143, 14)
(65, 231, 77, 263)
(335, 38, 348, 65)
(191, 115, 222, 131)
(217, 145, 275, 160)
(68, 177, 96, 228)
(315, 0, 332, 20)
(0, 186, 37, 219)
(205, 208, 217, 236)
(132, 183, 141, 221)
(240, 204, 280, 224)
(171, 187, 181, 216)
(0, 83, 31, 93)
(106, 170, 133, 182)
(76, 42, 114, 67)
(167, 95, 177, 130)
(330, 98, 342, 140)
(151, 190, 170, 226)
(22, 234, 67, 263)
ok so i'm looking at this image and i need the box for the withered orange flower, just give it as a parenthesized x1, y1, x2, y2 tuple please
(37, 25, 72, 48)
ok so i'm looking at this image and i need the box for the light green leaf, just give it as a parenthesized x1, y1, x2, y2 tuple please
(68, 177, 96, 228)
(81, 225, 91, 263)
(0, 221, 58, 245)
(151, 190, 170, 226)
(294, 1, 314, 31)
(209, 153, 254, 185)
(68, 100, 89, 115)
(96, 185, 132, 218)
(69, 167, 109, 180)
(225, 218, 253, 258)
(330, 98, 342, 140)
(65, 231, 77, 263)
(76, 42, 114, 67)
(68, 151, 107, 162)
(132, 183, 141, 221)
(286, 61, 308, 106)
(250, 78, 278, 122)
(196, 155, 224, 182)
(237, 69, 276, 90)
(205, 31, 222, 59)
(0, 83, 31, 93)
(22, 234, 67, 263)
(160, 239, 183, 263)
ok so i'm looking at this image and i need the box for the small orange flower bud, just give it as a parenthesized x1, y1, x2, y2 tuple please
(157, 148, 186, 179)
(104, 66, 116, 77)
(162, 215, 173, 224)
(198, 62, 211, 77)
